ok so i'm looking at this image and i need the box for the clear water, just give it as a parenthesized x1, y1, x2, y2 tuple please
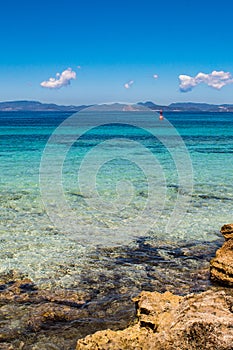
(0, 109, 232, 288)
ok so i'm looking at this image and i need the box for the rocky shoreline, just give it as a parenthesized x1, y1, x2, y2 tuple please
(210, 223, 233, 286)
(0, 225, 232, 349)
(76, 224, 233, 349)
(77, 289, 233, 350)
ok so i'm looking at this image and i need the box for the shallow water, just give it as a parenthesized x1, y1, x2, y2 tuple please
(0, 109, 232, 348)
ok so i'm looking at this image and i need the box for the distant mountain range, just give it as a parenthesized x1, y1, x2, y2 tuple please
(138, 101, 233, 112)
(0, 100, 88, 112)
(0, 100, 233, 112)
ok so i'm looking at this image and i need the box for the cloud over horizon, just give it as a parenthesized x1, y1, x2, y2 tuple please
(40, 68, 76, 89)
(179, 70, 233, 92)
(124, 80, 134, 89)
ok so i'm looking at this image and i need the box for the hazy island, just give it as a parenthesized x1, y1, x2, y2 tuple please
(1, 100, 233, 112)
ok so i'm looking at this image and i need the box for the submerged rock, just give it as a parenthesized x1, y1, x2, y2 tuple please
(0, 272, 135, 349)
(210, 224, 233, 286)
(0, 273, 90, 347)
(76, 289, 233, 350)
(0, 237, 226, 349)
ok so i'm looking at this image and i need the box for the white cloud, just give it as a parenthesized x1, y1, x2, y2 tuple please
(124, 80, 134, 89)
(40, 68, 76, 89)
(179, 70, 233, 92)
(153, 74, 158, 79)
(179, 75, 197, 92)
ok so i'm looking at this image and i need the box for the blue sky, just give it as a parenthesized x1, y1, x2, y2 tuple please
(1, 0, 233, 105)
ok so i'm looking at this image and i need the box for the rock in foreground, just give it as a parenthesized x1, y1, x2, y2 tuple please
(210, 223, 233, 286)
(76, 289, 233, 350)
(220, 223, 233, 241)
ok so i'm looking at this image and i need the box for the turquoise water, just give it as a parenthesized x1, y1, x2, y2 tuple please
(0, 109, 233, 288)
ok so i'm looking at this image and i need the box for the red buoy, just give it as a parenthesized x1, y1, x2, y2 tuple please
(159, 110, 164, 120)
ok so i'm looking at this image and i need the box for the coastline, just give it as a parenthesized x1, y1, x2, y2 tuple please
(0, 234, 227, 350)
(76, 223, 233, 349)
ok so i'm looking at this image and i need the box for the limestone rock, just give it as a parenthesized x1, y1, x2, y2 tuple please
(210, 239, 233, 286)
(210, 223, 233, 286)
(221, 223, 233, 240)
(133, 290, 182, 332)
(76, 290, 233, 350)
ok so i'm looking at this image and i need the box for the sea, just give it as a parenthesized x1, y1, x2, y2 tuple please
(0, 106, 232, 348)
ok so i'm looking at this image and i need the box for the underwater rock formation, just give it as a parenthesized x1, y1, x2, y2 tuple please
(76, 289, 233, 350)
(210, 223, 233, 286)
(0, 271, 135, 349)
(0, 234, 230, 349)
(0, 272, 90, 348)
